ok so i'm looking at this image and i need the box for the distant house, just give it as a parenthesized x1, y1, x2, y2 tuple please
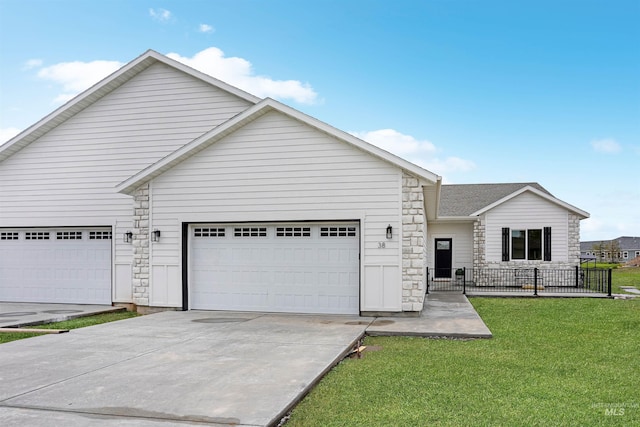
(0, 50, 590, 315)
(581, 237, 640, 263)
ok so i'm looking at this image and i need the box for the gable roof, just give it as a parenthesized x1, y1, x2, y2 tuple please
(0, 49, 260, 164)
(439, 183, 550, 216)
(438, 183, 589, 219)
(116, 97, 441, 195)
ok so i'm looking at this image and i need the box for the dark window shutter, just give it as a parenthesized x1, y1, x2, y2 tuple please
(544, 227, 552, 261)
(502, 227, 510, 261)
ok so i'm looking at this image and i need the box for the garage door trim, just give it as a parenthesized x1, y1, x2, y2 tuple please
(183, 220, 361, 313)
(0, 226, 113, 304)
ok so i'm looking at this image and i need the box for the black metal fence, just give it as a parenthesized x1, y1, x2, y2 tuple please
(427, 267, 612, 296)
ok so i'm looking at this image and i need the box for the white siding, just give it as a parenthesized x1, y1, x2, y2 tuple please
(485, 192, 569, 262)
(0, 63, 252, 224)
(149, 111, 403, 310)
(428, 222, 474, 269)
(0, 63, 253, 302)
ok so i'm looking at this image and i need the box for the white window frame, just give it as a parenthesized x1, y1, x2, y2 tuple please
(511, 228, 543, 261)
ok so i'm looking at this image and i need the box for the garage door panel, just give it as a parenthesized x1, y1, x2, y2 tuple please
(0, 228, 112, 304)
(191, 223, 359, 314)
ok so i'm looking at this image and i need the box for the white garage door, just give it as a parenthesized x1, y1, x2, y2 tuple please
(191, 223, 360, 314)
(0, 228, 112, 304)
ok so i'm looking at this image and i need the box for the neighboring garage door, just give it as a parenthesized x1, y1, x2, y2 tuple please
(191, 223, 360, 314)
(0, 228, 112, 304)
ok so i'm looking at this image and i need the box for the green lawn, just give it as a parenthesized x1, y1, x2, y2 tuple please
(287, 280, 639, 425)
(611, 266, 640, 294)
(0, 311, 139, 344)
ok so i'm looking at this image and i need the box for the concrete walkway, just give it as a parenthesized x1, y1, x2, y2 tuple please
(0, 296, 491, 426)
(367, 292, 492, 338)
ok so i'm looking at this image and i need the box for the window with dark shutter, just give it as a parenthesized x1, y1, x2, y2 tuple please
(527, 229, 542, 260)
(512, 229, 526, 259)
(502, 227, 510, 261)
(544, 227, 552, 261)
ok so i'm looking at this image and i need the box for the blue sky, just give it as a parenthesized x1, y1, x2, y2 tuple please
(1, 0, 638, 241)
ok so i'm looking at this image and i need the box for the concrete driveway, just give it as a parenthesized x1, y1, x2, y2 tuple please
(0, 303, 123, 328)
(0, 310, 372, 426)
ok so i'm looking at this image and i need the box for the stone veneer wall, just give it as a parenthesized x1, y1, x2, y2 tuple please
(402, 172, 426, 312)
(567, 213, 581, 263)
(473, 217, 485, 271)
(132, 183, 150, 306)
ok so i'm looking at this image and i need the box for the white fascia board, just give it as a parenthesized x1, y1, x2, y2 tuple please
(430, 216, 477, 223)
(423, 178, 442, 221)
(434, 178, 442, 218)
(117, 97, 441, 195)
(471, 185, 590, 219)
(0, 49, 259, 164)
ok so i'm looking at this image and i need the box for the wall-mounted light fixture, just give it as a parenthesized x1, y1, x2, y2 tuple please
(152, 229, 161, 242)
(386, 224, 393, 240)
(124, 231, 133, 243)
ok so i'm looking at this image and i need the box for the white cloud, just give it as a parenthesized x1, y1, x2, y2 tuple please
(167, 47, 318, 104)
(23, 59, 43, 70)
(351, 129, 436, 155)
(351, 128, 475, 176)
(199, 24, 214, 33)
(577, 189, 640, 241)
(0, 127, 22, 144)
(149, 8, 171, 22)
(591, 138, 621, 153)
(29, 47, 318, 106)
(37, 60, 124, 104)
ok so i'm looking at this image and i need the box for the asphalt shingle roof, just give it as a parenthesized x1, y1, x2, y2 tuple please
(438, 183, 552, 217)
(581, 236, 640, 252)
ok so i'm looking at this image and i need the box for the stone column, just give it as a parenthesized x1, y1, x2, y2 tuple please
(473, 217, 486, 270)
(132, 183, 150, 306)
(402, 172, 426, 312)
(568, 213, 581, 264)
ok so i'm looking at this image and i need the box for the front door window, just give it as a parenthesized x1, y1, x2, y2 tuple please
(434, 238, 453, 278)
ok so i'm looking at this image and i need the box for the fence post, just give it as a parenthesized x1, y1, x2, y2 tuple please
(463, 267, 466, 295)
(534, 267, 538, 296)
(608, 268, 612, 297)
(426, 267, 430, 295)
(585, 268, 590, 291)
(575, 265, 579, 288)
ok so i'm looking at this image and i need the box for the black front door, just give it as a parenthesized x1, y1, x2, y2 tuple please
(434, 238, 453, 278)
